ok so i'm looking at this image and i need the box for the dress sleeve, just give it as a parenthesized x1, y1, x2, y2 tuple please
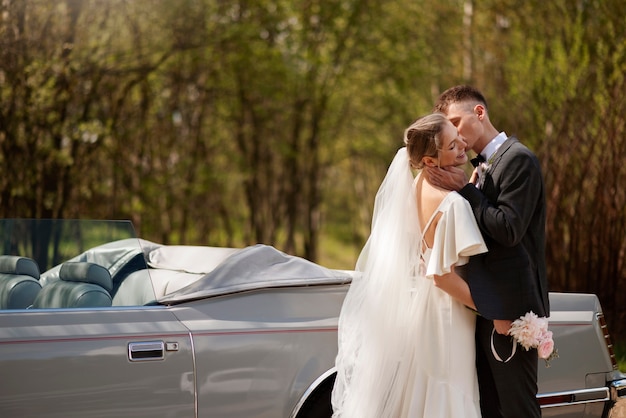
(426, 194, 488, 278)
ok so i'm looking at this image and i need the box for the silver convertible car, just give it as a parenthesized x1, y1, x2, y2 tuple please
(0, 219, 625, 418)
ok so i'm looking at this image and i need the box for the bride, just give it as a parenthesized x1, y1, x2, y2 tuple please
(332, 113, 487, 417)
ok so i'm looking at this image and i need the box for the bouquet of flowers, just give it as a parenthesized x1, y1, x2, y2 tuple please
(508, 311, 558, 366)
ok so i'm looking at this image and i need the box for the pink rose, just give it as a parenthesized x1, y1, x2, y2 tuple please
(509, 311, 548, 350)
(538, 333, 554, 359)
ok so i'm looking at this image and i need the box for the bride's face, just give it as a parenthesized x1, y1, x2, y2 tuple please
(437, 121, 468, 168)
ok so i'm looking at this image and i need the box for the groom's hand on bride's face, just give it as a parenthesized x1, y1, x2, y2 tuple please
(424, 166, 468, 192)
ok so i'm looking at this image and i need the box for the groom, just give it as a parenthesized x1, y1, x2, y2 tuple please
(426, 85, 549, 418)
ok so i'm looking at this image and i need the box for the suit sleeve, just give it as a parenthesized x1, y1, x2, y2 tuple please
(459, 146, 544, 247)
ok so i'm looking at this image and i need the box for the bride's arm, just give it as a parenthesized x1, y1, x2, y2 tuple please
(433, 268, 476, 310)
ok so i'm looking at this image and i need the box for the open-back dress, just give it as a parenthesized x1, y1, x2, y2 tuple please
(332, 152, 487, 418)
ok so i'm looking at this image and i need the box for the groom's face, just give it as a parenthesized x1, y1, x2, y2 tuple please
(445, 101, 483, 152)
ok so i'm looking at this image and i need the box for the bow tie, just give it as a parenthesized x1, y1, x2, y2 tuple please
(470, 154, 486, 168)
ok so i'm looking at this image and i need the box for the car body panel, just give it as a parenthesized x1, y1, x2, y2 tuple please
(0, 307, 195, 417)
(173, 287, 345, 417)
(536, 293, 614, 416)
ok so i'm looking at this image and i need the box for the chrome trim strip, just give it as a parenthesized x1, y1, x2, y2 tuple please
(289, 367, 336, 418)
(610, 379, 626, 399)
(538, 387, 610, 408)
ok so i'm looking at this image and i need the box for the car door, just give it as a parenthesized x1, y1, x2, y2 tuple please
(0, 306, 195, 418)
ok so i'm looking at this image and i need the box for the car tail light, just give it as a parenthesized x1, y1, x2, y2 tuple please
(597, 312, 618, 370)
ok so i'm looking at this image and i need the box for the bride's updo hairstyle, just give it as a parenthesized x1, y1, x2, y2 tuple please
(404, 112, 448, 169)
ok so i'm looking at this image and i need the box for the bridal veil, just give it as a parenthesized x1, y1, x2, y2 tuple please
(331, 147, 421, 417)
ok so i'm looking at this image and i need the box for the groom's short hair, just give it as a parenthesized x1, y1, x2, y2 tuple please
(433, 85, 489, 114)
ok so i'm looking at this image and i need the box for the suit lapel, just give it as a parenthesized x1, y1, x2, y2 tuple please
(488, 136, 517, 170)
(479, 136, 518, 192)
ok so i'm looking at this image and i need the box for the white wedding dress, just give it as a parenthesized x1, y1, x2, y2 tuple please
(332, 148, 487, 418)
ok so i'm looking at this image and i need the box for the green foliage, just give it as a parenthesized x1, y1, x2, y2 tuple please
(614, 340, 626, 373)
(1, 0, 626, 337)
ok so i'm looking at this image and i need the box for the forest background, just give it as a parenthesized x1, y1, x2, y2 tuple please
(1, 0, 626, 344)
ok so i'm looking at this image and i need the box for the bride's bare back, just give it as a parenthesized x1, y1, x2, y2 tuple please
(415, 174, 449, 248)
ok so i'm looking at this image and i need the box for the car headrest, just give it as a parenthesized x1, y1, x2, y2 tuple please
(0, 255, 40, 279)
(59, 262, 113, 292)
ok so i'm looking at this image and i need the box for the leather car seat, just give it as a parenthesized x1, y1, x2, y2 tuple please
(32, 262, 113, 308)
(0, 255, 42, 309)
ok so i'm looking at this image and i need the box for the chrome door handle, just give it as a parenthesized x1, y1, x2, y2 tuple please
(128, 341, 165, 362)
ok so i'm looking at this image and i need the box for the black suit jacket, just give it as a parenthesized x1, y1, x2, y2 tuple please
(456, 137, 549, 320)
